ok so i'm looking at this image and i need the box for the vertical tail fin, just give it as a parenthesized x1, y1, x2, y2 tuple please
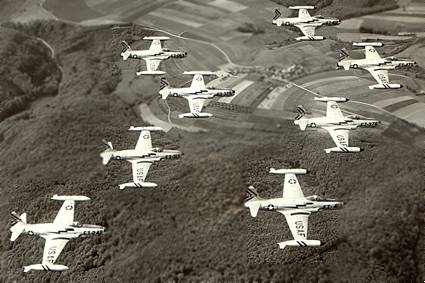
(10, 212, 26, 241)
(339, 48, 350, 62)
(295, 105, 306, 120)
(273, 9, 281, 20)
(159, 77, 170, 99)
(100, 139, 114, 165)
(121, 41, 131, 52)
(245, 186, 262, 217)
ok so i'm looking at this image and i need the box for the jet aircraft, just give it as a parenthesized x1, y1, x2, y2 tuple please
(120, 37, 187, 75)
(159, 71, 235, 118)
(100, 126, 181, 189)
(272, 6, 340, 40)
(294, 97, 380, 153)
(10, 195, 105, 272)
(337, 42, 416, 89)
(245, 168, 343, 249)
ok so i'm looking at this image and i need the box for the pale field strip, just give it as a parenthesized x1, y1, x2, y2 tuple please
(300, 76, 359, 88)
(401, 111, 425, 128)
(218, 80, 254, 103)
(209, 0, 247, 13)
(373, 96, 414, 108)
(336, 19, 364, 30)
(176, 0, 229, 19)
(149, 9, 206, 28)
(362, 15, 425, 23)
(393, 102, 425, 118)
(257, 86, 286, 110)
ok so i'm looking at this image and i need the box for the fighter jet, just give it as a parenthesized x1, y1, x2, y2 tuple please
(294, 97, 380, 153)
(120, 37, 187, 75)
(245, 168, 343, 249)
(10, 195, 104, 272)
(272, 6, 340, 41)
(100, 126, 181, 189)
(337, 42, 416, 89)
(159, 71, 235, 118)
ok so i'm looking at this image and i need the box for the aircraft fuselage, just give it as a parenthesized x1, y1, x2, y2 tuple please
(111, 149, 181, 161)
(249, 197, 343, 212)
(22, 223, 105, 238)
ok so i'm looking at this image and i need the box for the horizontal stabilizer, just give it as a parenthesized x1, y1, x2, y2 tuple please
(51, 195, 90, 201)
(270, 168, 307, 175)
(183, 71, 216, 76)
(178, 113, 213, 118)
(278, 240, 321, 249)
(289, 6, 315, 10)
(296, 36, 325, 41)
(119, 182, 158, 190)
(136, 70, 166, 76)
(369, 83, 401, 90)
(325, 147, 362, 153)
(314, 97, 348, 102)
(143, 36, 170, 41)
(24, 264, 69, 272)
(353, 42, 383, 47)
(128, 126, 163, 132)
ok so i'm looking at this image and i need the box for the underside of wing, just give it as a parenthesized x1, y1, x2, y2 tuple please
(135, 130, 152, 152)
(366, 68, 389, 85)
(53, 200, 75, 226)
(145, 59, 162, 72)
(187, 96, 206, 114)
(131, 159, 153, 183)
(42, 236, 70, 265)
(297, 25, 316, 37)
(326, 101, 344, 120)
(298, 9, 311, 19)
(323, 126, 350, 148)
(283, 173, 304, 199)
(280, 210, 310, 241)
(190, 74, 206, 90)
(365, 46, 381, 60)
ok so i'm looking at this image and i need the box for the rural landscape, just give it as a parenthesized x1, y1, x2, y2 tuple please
(0, 0, 423, 282)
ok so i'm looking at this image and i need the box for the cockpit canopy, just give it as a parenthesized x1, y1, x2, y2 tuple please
(71, 222, 83, 227)
(306, 195, 322, 201)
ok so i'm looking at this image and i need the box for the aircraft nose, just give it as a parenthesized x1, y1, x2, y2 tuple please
(334, 202, 344, 209)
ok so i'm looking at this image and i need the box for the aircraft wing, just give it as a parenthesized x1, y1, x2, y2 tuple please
(145, 58, 162, 72)
(323, 126, 350, 148)
(186, 95, 207, 114)
(131, 159, 153, 183)
(53, 200, 75, 226)
(364, 46, 381, 60)
(190, 74, 206, 90)
(279, 210, 311, 241)
(366, 67, 390, 85)
(296, 24, 316, 37)
(41, 236, 70, 265)
(298, 8, 311, 19)
(326, 101, 344, 120)
(149, 39, 163, 52)
(135, 130, 153, 151)
(282, 173, 304, 199)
